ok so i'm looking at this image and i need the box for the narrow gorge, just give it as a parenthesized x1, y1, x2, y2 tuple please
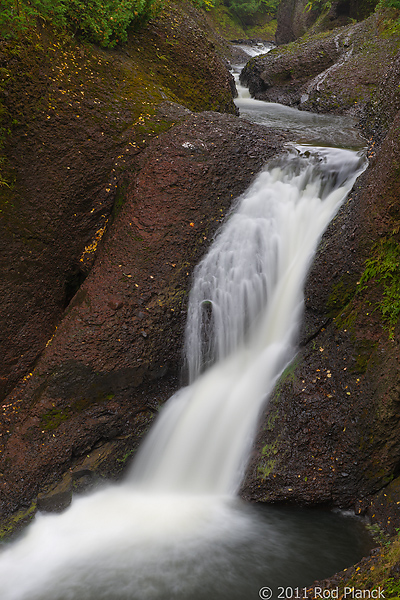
(1, 0, 400, 597)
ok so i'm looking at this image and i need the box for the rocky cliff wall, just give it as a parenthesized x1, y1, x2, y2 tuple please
(275, 0, 318, 45)
(0, 6, 288, 530)
(240, 6, 400, 592)
(0, 3, 236, 406)
(275, 0, 380, 45)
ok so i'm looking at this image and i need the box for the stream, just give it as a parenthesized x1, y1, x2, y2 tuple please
(0, 44, 373, 600)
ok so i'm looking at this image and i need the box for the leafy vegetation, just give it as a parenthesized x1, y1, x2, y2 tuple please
(191, 0, 216, 10)
(305, 0, 331, 11)
(358, 239, 400, 338)
(385, 576, 400, 599)
(222, 0, 278, 24)
(376, 0, 400, 34)
(0, 0, 166, 46)
(208, 0, 277, 38)
(366, 523, 391, 547)
(378, 0, 400, 9)
(329, 530, 400, 599)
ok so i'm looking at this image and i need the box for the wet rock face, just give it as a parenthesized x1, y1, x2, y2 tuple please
(0, 112, 286, 518)
(241, 14, 400, 116)
(275, 0, 379, 45)
(242, 106, 400, 528)
(275, 0, 319, 45)
(0, 3, 238, 407)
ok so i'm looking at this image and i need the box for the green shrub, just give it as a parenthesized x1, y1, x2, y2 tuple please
(191, 0, 216, 10)
(358, 239, 400, 338)
(305, 0, 332, 11)
(0, 0, 166, 46)
(378, 0, 400, 8)
(222, 0, 278, 25)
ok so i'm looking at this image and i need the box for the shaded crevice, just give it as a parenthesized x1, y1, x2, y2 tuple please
(64, 267, 87, 309)
(300, 317, 332, 347)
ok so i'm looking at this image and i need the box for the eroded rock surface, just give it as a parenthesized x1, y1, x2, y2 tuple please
(242, 55, 400, 530)
(241, 14, 400, 116)
(0, 2, 237, 405)
(0, 112, 285, 519)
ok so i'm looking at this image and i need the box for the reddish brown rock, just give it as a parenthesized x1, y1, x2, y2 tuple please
(241, 105, 400, 528)
(0, 112, 285, 518)
(0, 2, 237, 406)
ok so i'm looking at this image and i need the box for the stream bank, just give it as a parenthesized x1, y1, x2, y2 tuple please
(237, 6, 400, 596)
(0, 0, 278, 532)
(2, 0, 400, 593)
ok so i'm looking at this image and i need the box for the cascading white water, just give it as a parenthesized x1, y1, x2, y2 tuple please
(0, 146, 366, 600)
(231, 46, 365, 149)
(130, 146, 366, 496)
(232, 42, 273, 100)
(0, 46, 369, 600)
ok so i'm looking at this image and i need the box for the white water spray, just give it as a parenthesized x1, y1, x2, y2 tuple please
(0, 144, 367, 598)
(130, 145, 366, 496)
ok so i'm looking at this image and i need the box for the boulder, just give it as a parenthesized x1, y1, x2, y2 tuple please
(241, 14, 400, 116)
(0, 111, 286, 519)
(0, 2, 237, 405)
(241, 102, 400, 527)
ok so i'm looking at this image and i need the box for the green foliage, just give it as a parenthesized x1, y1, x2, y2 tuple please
(230, 0, 262, 19)
(385, 577, 400, 598)
(378, 0, 400, 9)
(305, 0, 332, 12)
(0, 0, 166, 46)
(261, 0, 279, 14)
(358, 239, 400, 338)
(191, 0, 216, 11)
(374, 0, 400, 36)
(223, 0, 278, 24)
(366, 523, 391, 547)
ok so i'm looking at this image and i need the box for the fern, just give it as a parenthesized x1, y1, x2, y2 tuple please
(358, 239, 400, 338)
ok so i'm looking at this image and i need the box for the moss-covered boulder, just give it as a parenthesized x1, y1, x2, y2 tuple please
(241, 12, 400, 116)
(0, 2, 237, 405)
(0, 111, 285, 524)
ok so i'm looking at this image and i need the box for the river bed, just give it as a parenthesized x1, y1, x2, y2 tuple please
(0, 43, 374, 600)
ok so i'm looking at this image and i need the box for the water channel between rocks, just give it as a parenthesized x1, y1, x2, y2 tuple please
(0, 44, 374, 600)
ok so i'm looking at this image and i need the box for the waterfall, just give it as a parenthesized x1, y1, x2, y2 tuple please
(128, 145, 366, 496)
(0, 74, 368, 600)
